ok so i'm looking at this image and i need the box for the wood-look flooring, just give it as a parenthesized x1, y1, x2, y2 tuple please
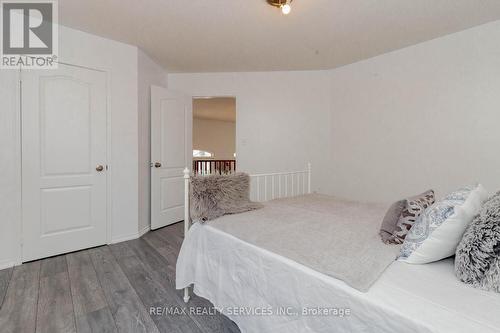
(0, 222, 240, 333)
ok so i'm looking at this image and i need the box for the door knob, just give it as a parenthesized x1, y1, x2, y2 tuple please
(154, 162, 162, 168)
(96, 165, 104, 172)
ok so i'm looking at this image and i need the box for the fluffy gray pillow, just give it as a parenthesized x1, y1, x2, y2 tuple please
(379, 200, 406, 244)
(190, 172, 263, 222)
(455, 191, 500, 292)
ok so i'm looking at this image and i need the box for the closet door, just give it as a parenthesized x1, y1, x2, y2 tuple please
(22, 64, 107, 262)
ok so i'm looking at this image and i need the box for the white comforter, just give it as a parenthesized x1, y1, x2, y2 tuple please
(200, 194, 399, 291)
(177, 223, 500, 333)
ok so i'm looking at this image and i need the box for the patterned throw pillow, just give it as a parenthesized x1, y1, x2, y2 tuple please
(388, 190, 435, 244)
(379, 200, 406, 244)
(399, 184, 488, 264)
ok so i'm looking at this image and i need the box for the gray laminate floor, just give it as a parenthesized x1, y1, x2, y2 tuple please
(0, 222, 240, 333)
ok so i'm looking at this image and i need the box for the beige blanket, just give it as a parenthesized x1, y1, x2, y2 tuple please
(209, 193, 401, 291)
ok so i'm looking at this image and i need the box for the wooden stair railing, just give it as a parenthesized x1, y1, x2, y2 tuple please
(193, 160, 236, 175)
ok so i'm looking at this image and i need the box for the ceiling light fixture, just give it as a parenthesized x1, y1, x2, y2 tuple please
(267, 0, 293, 15)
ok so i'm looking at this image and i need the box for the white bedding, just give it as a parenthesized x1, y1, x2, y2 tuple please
(204, 194, 399, 291)
(176, 222, 500, 333)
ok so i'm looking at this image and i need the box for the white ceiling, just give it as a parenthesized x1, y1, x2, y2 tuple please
(59, 0, 500, 73)
(193, 98, 236, 122)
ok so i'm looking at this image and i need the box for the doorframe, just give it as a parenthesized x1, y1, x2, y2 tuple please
(17, 61, 113, 264)
(191, 95, 238, 166)
(14, 68, 22, 267)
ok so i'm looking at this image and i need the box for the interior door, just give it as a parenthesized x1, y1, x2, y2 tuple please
(22, 63, 107, 262)
(151, 86, 192, 230)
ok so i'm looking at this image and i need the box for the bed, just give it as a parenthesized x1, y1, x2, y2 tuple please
(176, 165, 500, 333)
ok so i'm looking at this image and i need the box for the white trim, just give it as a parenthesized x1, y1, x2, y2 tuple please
(138, 224, 151, 237)
(105, 69, 113, 245)
(0, 259, 19, 271)
(15, 68, 23, 266)
(110, 224, 150, 244)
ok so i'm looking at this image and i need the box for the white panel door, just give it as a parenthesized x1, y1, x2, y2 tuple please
(151, 86, 192, 230)
(22, 64, 107, 262)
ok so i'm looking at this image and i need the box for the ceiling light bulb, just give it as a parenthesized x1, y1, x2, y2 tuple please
(281, 2, 291, 15)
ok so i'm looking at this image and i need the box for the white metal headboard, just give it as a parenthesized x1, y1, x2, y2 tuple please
(249, 163, 311, 202)
(181, 163, 312, 302)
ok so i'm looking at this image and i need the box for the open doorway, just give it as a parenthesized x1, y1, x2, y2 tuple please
(192, 97, 236, 175)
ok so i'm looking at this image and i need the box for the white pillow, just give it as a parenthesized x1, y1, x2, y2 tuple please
(399, 184, 488, 264)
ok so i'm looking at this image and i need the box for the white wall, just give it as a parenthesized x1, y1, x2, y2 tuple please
(0, 25, 140, 268)
(137, 49, 168, 234)
(169, 71, 332, 193)
(170, 20, 500, 203)
(193, 118, 236, 160)
(328, 20, 500, 202)
(3, 18, 499, 268)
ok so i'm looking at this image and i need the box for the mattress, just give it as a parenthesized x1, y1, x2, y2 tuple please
(176, 220, 500, 333)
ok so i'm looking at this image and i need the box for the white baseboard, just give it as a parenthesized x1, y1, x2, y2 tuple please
(0, 226, 153, 269)
(110, 225, 150, 244)
(0, 259, 19, 270)
(138, 224, 150, 237)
